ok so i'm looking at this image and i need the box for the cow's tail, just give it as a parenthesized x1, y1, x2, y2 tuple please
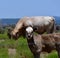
(50, 17, 56, 33)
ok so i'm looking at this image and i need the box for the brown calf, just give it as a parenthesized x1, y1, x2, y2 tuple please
(26, 27, 60, 58)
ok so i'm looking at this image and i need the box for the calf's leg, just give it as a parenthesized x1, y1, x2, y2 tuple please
(33, 53, 40, 58)
(56, 44, 60, 58)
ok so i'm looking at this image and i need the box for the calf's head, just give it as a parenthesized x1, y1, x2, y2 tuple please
(26, 27, 34, 39)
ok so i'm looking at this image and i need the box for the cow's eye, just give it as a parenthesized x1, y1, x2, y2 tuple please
(34, 27, 38, 31)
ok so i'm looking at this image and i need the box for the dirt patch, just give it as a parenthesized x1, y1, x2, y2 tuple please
(8, 48, 16, 58)
(0, 39, 5, 42)
(40, 52, 48, 58)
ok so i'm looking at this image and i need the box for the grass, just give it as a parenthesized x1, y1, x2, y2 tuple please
(0, 48, 8, 58)
(0, 31, 59, 58)
(47, 51, 58, 58)
(16, 37, 33, 58)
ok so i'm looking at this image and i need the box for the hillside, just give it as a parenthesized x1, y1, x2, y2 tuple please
(54, 16, 60, 25)
(0, 16, 60, 25)
(0, 18, 19, 25)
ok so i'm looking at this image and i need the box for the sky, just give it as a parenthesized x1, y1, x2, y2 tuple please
(0, 0, 60, 18)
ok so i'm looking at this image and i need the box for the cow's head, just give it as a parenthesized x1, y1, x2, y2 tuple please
(9, 26, 26, 40)
(7, 20, 26, 40)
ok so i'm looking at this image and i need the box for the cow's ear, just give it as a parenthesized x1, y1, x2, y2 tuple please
(33, 27, 38, 31)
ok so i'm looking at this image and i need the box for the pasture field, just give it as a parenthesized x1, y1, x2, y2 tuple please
(0, 32, 59, 58)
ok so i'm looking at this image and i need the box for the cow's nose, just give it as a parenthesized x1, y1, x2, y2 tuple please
(12, 32, 16, 36)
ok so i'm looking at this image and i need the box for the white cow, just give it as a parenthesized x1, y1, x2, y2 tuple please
(9, 16, 56, 39)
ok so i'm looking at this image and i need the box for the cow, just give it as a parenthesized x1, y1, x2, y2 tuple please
(25, 26, 60, 58)
(8, 16, 56, 40)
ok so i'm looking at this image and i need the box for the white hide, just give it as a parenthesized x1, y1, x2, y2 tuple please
(30, 16, 54, 26)
(26, 27, 33, 33)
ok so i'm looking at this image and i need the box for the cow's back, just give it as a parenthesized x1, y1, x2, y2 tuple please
(30, 16, 54, 26)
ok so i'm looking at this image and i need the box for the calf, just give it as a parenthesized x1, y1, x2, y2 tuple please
(26, 27, 60, 58)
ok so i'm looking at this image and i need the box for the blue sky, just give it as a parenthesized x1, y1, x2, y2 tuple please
(0, 0, 60, 18)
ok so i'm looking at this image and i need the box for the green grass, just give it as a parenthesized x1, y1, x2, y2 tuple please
(47, 51, 58, 58)
(16, 37, 33, 58)
(0, 32, 59, 58)
(0, 33, 8, 39)
(0, 48, 8, 58)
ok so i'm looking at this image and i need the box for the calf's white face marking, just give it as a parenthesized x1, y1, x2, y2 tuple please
(26, 27, 33, 33)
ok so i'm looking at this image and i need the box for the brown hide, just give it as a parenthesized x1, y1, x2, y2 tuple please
(26, 33, 60, 58)
(41, 33, 60, 53)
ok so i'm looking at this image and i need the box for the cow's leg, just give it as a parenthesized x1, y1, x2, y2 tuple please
(33, 53, 40, 58)
(51, 23, 56, 33)
(50, 18, 56, 33)
(56, 44, 60, 58)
